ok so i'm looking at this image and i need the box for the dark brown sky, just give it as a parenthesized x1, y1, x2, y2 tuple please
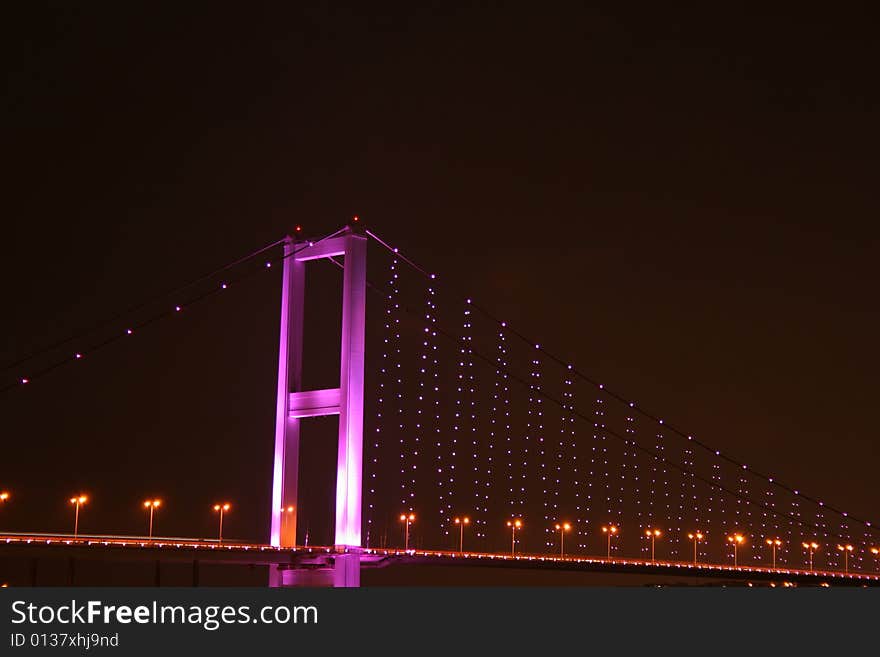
(1, 5, 877, 546)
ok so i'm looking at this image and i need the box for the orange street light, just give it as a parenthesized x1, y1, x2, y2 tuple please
(765, 538, 783, 569)
(602, 525, 619, 559)
(454, 516, 470, 554)
(400, 513, 416, 550)
(836, 544, 854, 574)
(688, 531, 705, 566)
(213, 503, 231, 542)
(644, 528, 662, 562)
(507, 519, 523, 556)
(727, 534, 745, 567)
(280, 505, 295, 547)
(69, 495, 88, 538)
(0, 491, 9, 532)
(802, 542, 819, 572)
(143, 499, 161, 539)
(555, 522, 572, 557)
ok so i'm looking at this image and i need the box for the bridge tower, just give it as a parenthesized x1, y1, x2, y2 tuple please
(269, 223, 367, 587)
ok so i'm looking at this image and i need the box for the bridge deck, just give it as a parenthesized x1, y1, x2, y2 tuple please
(1, 534, 877, 586)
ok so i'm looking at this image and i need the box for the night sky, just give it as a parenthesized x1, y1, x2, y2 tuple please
(2, 5, 877, 555)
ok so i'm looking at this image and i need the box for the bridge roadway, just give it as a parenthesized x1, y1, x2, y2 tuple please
(1, 534, 878, 586)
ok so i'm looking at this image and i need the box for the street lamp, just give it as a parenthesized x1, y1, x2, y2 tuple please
(727, 534, 745, 567)
(454, 516, 470, 554)
(143, 499, 161, 539)
(687, 531, 704, 566)
(836, 544, 854, 574)
(765, 538, 782, 569)
(555, 522, 571, 557)
(0, 492, 8, 531)
(400, 513, 415, 550)
(280, 505, 295, 546)
(644, 528, 662, 562)
(213, 503, 231, 543)
(507, 519, 523, 556)
(602, 525, 619, 559)
(69, 495, 88, 538)
(802, 542, 819, 572)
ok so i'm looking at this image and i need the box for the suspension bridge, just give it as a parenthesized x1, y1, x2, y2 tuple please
(2, 220, 878, 587)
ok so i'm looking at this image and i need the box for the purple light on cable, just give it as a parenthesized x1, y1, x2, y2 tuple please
(74, 353, 82, 360)
(221, 282, 228, 289)
(20, 378, 29, 384)
(126, 329, 133, 335)
(175, 305, 182, 312)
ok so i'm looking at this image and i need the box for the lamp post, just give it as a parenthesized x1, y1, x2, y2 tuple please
(645, 528, 661, 562)
(454, 516, 470, 554)
(0, 492, 8, 531)
(143, 499, 161, 539)
(69, 495, 88, 538)
(507, 519, 522, 556)
(213, 503, 231, 542)
(727, 534, 745, 567)
(400, 513, 415, 550)
(555, 522, 571, 557)
(765, 538, 782, 569)
(602, 525, 619, 559)
(802, 542, 819, 572)
(837, 544, 853, 574)
(687, 532, 704, 566)
(280, 506, 295, 546)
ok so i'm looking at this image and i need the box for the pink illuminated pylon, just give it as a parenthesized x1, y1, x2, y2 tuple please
(269, 224, 367, 587)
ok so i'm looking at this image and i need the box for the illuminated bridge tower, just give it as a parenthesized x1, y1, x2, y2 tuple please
(269, 223, 367, 587)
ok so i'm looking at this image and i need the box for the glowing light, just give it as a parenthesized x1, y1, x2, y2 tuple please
(400, 513, 416, 550)
(213, 503, 231, 543)
(69, 495, 88, 538)
(726, 533, 745, 567)
(765, 537, 783, 569)
(602, 524, 619, 558)
(507, 518, 523, 556)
